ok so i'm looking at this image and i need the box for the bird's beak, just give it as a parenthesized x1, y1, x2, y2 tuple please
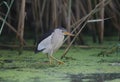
(64, 32, 74, 36)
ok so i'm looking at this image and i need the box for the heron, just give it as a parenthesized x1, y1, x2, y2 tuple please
(35, 27, 74, 64)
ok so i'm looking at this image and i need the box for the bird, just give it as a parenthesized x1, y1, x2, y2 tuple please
(35, 26, 74, 65)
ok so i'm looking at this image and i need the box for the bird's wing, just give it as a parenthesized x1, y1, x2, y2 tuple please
(35, 30, 53, 53)
(37, 35, 52, 51)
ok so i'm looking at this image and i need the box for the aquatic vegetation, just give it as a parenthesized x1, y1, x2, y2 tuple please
(0, 45, 120, 82)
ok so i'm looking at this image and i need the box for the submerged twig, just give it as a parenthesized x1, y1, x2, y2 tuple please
(61, 21, 88, 59)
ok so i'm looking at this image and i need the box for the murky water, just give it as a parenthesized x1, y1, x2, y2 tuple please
(69, 73, 120, 82)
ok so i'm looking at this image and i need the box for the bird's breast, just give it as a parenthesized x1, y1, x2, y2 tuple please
(51, 34, 64, 52)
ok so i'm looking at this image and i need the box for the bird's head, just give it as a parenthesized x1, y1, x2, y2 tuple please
(57, 27, 74, 36)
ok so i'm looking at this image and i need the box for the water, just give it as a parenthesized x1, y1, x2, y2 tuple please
(69, 73, 120, 82)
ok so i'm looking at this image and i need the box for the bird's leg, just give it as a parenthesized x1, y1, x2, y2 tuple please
(48, 56, 52, 65)
(50, 55, 64, 64)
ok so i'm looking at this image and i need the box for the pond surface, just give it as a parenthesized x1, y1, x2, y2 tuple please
(0, 46, 120, 82)
(69, 73, 120, 82)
